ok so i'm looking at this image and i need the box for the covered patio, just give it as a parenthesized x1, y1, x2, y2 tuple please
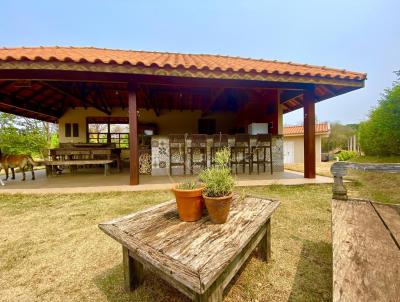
(0, 47, 366, 186)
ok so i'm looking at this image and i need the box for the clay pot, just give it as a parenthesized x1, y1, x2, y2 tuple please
(172, 185, 204, 222)
(203, 193, 233, 224)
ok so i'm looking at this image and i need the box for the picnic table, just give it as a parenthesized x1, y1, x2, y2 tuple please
(99, 194, 280, 301)
(45, 145, 122, 176)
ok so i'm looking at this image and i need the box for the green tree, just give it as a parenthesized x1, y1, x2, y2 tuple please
(0, 112, 57, 157)
(359, 71, 400, 156)
(321, 122, 355, 152)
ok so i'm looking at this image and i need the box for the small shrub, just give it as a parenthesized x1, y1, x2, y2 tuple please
(199, 148, 234, 197)
(337, 150, 357, 161)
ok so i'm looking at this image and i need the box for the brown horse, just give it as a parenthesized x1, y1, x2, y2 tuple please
(0, 150, 37, 181)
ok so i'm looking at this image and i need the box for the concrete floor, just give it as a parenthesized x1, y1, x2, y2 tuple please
(0, 168, 334, 194)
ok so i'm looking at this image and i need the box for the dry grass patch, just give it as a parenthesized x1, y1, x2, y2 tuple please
(0, 185, 333, 302)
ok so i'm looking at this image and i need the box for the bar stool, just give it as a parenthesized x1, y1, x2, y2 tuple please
(188, 134, 207, 174)
(169, 134, 186, 175)
(231, 134, 250, 174)
(211, 133, 230, 165)
(251, 134, 273, 174)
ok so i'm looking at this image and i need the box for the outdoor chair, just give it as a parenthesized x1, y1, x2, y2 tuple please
(187, 134, 208, 174)
(231, 134, 251, 174)
(169, 134, 186, 175)
(251, 134, 273, 174)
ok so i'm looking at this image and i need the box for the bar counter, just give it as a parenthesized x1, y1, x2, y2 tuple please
(147, 135, 284, 176)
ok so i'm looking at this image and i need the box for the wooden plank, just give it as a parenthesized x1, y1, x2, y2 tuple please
(198, 201, 279, 290)
(372, 203, 400, 248)
(303, 89, 316, 178)
(123, 246, 143, 291)
(128, 83, 139, 185)
(99, 223, 201, 293)
(332, 199, 400, 302)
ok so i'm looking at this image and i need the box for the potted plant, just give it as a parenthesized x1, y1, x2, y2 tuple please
(200, 148, 235, 224)
(172, 180, 204, 222)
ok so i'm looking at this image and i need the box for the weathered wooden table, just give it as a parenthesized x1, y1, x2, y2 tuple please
(99, 195, 280, 301)
(331, 162, 400, 302)
(332, 199, 400, 302)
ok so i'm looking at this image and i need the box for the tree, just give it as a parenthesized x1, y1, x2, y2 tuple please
(0, 112, 58, 157)
(358, 71, 400, 156)
(321, 122, 355, 152)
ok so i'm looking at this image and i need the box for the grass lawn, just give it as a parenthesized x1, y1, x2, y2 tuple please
(1, 186, 333, 302)
(0, 158, 398, 302)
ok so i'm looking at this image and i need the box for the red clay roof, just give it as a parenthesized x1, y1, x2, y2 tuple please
(283, 123, 330, 136)
(0, 46, 366, 81)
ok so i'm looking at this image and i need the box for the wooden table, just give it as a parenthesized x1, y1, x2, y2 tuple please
(332, 199, 400, 302)
(99, 195, 280, 301)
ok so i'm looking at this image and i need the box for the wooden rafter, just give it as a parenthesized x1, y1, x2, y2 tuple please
(40, 81, 111, 115)
(0, 92, 60, 118)
(280, 90, 303, 104)
(142, 85, 160, 116)
(93, 83, 111, 112)
(201, 88, 224, 117)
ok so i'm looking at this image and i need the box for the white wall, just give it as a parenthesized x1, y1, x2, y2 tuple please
(58, 107, 238, 144)
(283, 135, 323, 163)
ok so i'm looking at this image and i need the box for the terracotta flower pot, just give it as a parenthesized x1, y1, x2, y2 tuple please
(203, 193, 233, 224)
(172, 185, 204, 222)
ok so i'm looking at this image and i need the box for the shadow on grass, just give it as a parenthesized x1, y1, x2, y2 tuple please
(288, 240, 332, 302)
(94, 264, 189, 302)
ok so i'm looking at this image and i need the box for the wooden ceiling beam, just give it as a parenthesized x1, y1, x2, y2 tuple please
(202, 88, 224, 117)
(40, 81, 111, 115)
(0, 92, 61, 118)
(280, 90, 304, 104)
(141, 85, 160, 116)
(93, 83, 111, 112)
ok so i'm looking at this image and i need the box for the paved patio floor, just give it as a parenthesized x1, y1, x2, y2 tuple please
(0, 168, 334, 194)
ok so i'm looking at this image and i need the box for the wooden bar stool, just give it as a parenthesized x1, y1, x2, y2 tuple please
(188, 134, 207, 174)
(231, 134, 250, 174)
(251, 134, 273, 174)
(211, 133, 230, 165)
(169, 134, 186, 175)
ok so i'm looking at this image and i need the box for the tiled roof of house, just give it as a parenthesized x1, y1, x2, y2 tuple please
(0, 46, 366, 81)
(283, 122, 330, 136)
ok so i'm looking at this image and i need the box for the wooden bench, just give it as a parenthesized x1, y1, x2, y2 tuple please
(42, 159, 114, 176)
(331, 162, 400, 302)
(99, 194, 280, 302)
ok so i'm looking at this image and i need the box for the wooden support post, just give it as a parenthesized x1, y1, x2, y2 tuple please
(122, 246, 144, 291)
(269, 89, 279, 135)
(128, 82, 139, 185)
(303, 90, 316, 178)
(258, 218, 271, 262)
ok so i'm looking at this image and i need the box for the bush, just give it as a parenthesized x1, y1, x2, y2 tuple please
(199, 148, 234, 197)
(358, 71, 400, 156)
(336, 150, 357, 161)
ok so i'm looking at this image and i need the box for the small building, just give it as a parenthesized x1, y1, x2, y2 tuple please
(0, 47, 365, 184)
(283, 123, 330, 163)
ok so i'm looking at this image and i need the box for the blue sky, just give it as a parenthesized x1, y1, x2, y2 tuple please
(1, 0, 399, 125)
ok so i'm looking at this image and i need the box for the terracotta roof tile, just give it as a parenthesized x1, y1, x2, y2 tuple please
(283, 123, 330, 136)
(0, 46, 367, 81)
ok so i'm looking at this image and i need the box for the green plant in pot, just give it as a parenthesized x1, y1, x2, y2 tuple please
(199, 148, 235, 224)
(172, 180, 204, 222)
